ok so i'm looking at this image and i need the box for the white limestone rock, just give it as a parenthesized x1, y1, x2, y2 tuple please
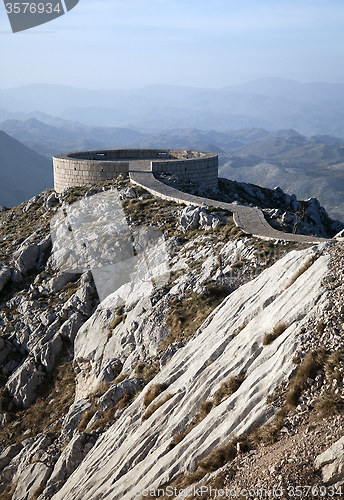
(13, 242, 39, 274)
(57, 311, 85, 342)
(73, 295, 169, 399)
(1, 434, 51, 485)
(37, 333, 62, 373)
(46, 272, 77, 294)
(0, 443, 23, 471)
(119, 187, 137, 200)
(40, 433, 87, 499)
(97, 378, 143, 411)
(59, 274, 94, 319)
(315, 436, 344, 484)
(6, 358, 45, 409)
(334, 229, 344, 239)
(39, 310, 56, 327)
(12, 462, 52, 500)
(198, 211, 220, 230)
(59, 399, 93, 444)
(179, 205, 202, 231)
(52, 245, 330, 500)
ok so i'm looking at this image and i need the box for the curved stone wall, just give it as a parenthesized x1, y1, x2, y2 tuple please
(53, 149, 218, 193)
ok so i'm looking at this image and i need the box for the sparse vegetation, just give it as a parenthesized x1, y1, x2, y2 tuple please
(107, 305, 127, 342)
(135, 362, 160, 385)
(324, 350, 343, 383)
(0, 345, 76, 447)
(198, 441, 237, 472)
(252, 407, 287, 445)
(287, 255, 317, 288)
(213, 373, 246, 406)
(314, 390, 343, 419)
(0, 480, 18, 500)
(286, 348, 327, 407)
(317, 320, 325, 334)
(77, 408, 97, 431)
(31, 485, 46, 500)
(263, 322, 287, 345)
(142, 394, 173, 421)
(143, 383, 168, 408)
(160, 282, 229, 350)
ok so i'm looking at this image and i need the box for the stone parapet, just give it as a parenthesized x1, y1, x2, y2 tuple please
(53, 149, 218, 193)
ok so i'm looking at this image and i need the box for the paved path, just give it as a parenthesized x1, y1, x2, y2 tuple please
(129, 161, 329, 244)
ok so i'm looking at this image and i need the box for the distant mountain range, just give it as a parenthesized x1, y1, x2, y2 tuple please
(1, 78, 344, 137)
(219, 134, 344, 222)
(0, 76, 344, 219)
(0, 131, 53, 208)
(0, 122, 343, 222)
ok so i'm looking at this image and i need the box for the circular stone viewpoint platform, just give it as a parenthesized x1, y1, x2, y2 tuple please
(53, 148, 218, 193)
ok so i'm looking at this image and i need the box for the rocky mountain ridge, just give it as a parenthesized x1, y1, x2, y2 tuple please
(0, 177, 343, 499)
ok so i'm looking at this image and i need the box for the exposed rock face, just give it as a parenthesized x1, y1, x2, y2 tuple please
(13, 242, 39, 274)
(97, 377, 143, 411)
(13, 462, 52, 500)
(52, 245, 331, 500)
(315, 436, 344, 485)
(1, 179, 344, 500)
(41, 433, 88, 498)
(0, 443, 23, 470)
(0, 265, 11, 292)
(59, 399, 92, 444)
(179, 205, 220, 232)
(6, 358, 45, 409)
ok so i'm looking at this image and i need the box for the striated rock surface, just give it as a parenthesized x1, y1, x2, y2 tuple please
(52, 245, 331, 499)
(1, 177, 344, 500)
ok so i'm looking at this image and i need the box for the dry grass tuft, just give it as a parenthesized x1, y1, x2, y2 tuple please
(168, 431, 186, 450)
(324, 351, 343, 383)
(198, 442, 237, 472)
(287, 255, 317, 288)
(252, 407, 287, 445)
(143, 383, 168, 408)
(314, 390, 343, 419)
(88, 391, 138, 432)
(0, 480, 18, 500)
(213, 373, 246, 406)
(31, 485, 45, 500)
(286, 348, 327, 407)
(142, 394, 173, 421)
(160, 283, 229, 350)
(135, 362, 160, 385)
(263, 322, 287, 346)
(107, 308, 127, 342)
(77, 409, 97, 431)
(0, 349, 76, 447)
(317, 320, 325, 334)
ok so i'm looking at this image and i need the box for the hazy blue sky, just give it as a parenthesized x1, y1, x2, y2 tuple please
(0, 0, 343, 89)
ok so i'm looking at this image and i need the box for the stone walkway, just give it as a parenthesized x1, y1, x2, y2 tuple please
(129, 161, 329, 244)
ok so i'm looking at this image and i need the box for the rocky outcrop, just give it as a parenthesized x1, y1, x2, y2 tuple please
(315, 436, 344, 485)
(0, 265, 11, 292)
(52, 245, 331, 500)
(6, 358, 45, 409)
(13, 462, 52, 500)
(1, 178, 344, 500)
